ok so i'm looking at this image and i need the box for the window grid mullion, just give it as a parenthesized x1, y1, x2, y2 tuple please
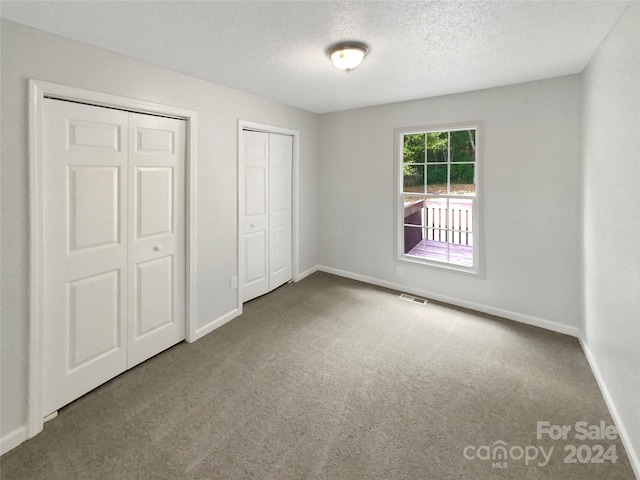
(447, 131, 451, 195)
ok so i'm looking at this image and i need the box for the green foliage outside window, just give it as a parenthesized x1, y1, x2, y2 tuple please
(402, 130, 475, 191)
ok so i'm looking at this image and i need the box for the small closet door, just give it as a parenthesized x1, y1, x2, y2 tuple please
(240, 130, 292, 303)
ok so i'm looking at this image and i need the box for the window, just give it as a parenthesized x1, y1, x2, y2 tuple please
(395, 124, 481, 274)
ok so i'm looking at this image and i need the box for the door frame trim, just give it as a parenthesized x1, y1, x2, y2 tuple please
(28, 80, 199, 438)
(237, 120, 300, 312)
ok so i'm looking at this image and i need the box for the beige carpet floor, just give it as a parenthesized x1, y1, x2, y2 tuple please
(1, 272, 635, 479)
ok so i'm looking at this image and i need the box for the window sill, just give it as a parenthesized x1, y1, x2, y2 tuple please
(398, 254, 483, 278)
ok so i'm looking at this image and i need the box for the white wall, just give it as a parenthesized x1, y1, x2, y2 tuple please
(582, 2, 640, 474)
(318, 76, 583, 333)
(0, 19, 319, 442)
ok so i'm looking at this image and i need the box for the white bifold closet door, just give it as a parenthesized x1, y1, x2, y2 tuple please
(41, 99, 185, 416)
(240, 130, 292, 303)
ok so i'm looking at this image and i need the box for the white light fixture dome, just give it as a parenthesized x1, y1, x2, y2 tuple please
(327, 42, 369, 72)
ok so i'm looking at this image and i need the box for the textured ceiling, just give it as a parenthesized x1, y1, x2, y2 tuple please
(0, 1, 631, 113)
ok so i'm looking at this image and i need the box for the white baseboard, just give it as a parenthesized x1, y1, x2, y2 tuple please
(579, 336, 640, 480)
(1, 425, 28, 455)
(193, 308, 240, 341)
(192, 265, 320, 343)
(317, 265, 580, 338)
(294, 265, 319, 282)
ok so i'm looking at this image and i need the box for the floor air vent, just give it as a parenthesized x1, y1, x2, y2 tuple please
(399, 293, 428, 305)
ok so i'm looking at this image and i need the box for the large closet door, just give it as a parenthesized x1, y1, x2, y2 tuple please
(41, 99, 186, 416)
(240, 130, 292, 303)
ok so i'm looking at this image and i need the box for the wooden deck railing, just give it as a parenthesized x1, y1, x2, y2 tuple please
(404, 200, 472, 253)
(404, 201, 423, 253)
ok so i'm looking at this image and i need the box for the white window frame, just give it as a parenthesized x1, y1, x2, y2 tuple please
(394, 122, 484, 276)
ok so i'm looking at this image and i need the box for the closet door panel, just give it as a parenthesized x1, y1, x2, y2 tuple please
(269, 133, 293, 290)
(42, 99, 128, 416)
(241, 131, 270, 302)
(127, 113, 186, 368)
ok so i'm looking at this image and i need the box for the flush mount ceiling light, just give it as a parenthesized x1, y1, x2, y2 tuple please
(326, 41, 369, 72)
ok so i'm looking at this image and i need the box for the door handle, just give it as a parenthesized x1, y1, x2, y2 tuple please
(154, 246, 161, 252)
